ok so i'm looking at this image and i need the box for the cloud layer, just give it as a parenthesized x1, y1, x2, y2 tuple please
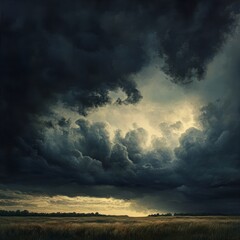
(1, 95, 239, 213)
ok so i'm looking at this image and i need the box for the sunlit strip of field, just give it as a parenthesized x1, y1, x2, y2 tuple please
(0, 216, 239, 240)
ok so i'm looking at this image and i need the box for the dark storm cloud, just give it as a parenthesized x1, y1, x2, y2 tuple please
(175, 102, 240, 191)
(132, 101, 240, 214)
(1, 0, 237, 144)
(2, 98, 239, 213)
(0, 99, 239, 213)
(0, 114, 179, 189)
(179, 105, 239, 197)
(1, 0, 240, 213)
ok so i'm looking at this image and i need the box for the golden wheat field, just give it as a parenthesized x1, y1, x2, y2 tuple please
(0, 216, 239, 240)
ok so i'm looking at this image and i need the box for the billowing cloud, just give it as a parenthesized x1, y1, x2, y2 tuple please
(1, 94, 239, 213)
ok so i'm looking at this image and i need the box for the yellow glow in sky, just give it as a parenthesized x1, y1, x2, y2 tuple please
(54, 66, 201, 149)
(0, 189, 154, 217)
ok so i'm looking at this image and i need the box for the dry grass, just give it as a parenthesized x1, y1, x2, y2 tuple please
(0, 216, 239, 240)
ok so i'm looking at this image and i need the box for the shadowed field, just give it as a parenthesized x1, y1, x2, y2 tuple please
(0, 216, 239, 240)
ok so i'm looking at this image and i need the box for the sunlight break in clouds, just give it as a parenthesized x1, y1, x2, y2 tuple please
(55, 61, 200, 150)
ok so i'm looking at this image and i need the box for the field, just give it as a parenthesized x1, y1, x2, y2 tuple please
(0, 216, 239, 240)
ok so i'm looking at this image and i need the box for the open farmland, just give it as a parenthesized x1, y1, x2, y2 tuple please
(0, 216, 239, 240)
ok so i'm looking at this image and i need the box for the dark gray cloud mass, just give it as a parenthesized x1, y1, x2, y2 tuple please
(0, 0, 240, 213)
(1, 96, 239, 213)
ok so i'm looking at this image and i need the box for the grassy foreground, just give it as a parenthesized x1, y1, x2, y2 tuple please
(0, 216, 239, 240)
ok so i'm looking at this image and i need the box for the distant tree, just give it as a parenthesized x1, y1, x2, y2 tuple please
(22, 210, 29, 215)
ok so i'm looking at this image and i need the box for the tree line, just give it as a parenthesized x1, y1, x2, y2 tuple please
(148, 212, 239, 217)
(0, 210, 116, 217)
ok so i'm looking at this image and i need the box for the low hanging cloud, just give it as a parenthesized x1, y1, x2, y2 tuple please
(1, 95, 239, 213)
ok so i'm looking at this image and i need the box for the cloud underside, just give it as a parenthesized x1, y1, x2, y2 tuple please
(0, 0, 240, 213)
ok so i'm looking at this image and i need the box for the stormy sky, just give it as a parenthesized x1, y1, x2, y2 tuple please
(0, 0, 240, 215)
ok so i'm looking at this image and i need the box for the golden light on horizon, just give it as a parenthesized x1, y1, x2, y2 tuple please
(0, 189, 154, 217)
